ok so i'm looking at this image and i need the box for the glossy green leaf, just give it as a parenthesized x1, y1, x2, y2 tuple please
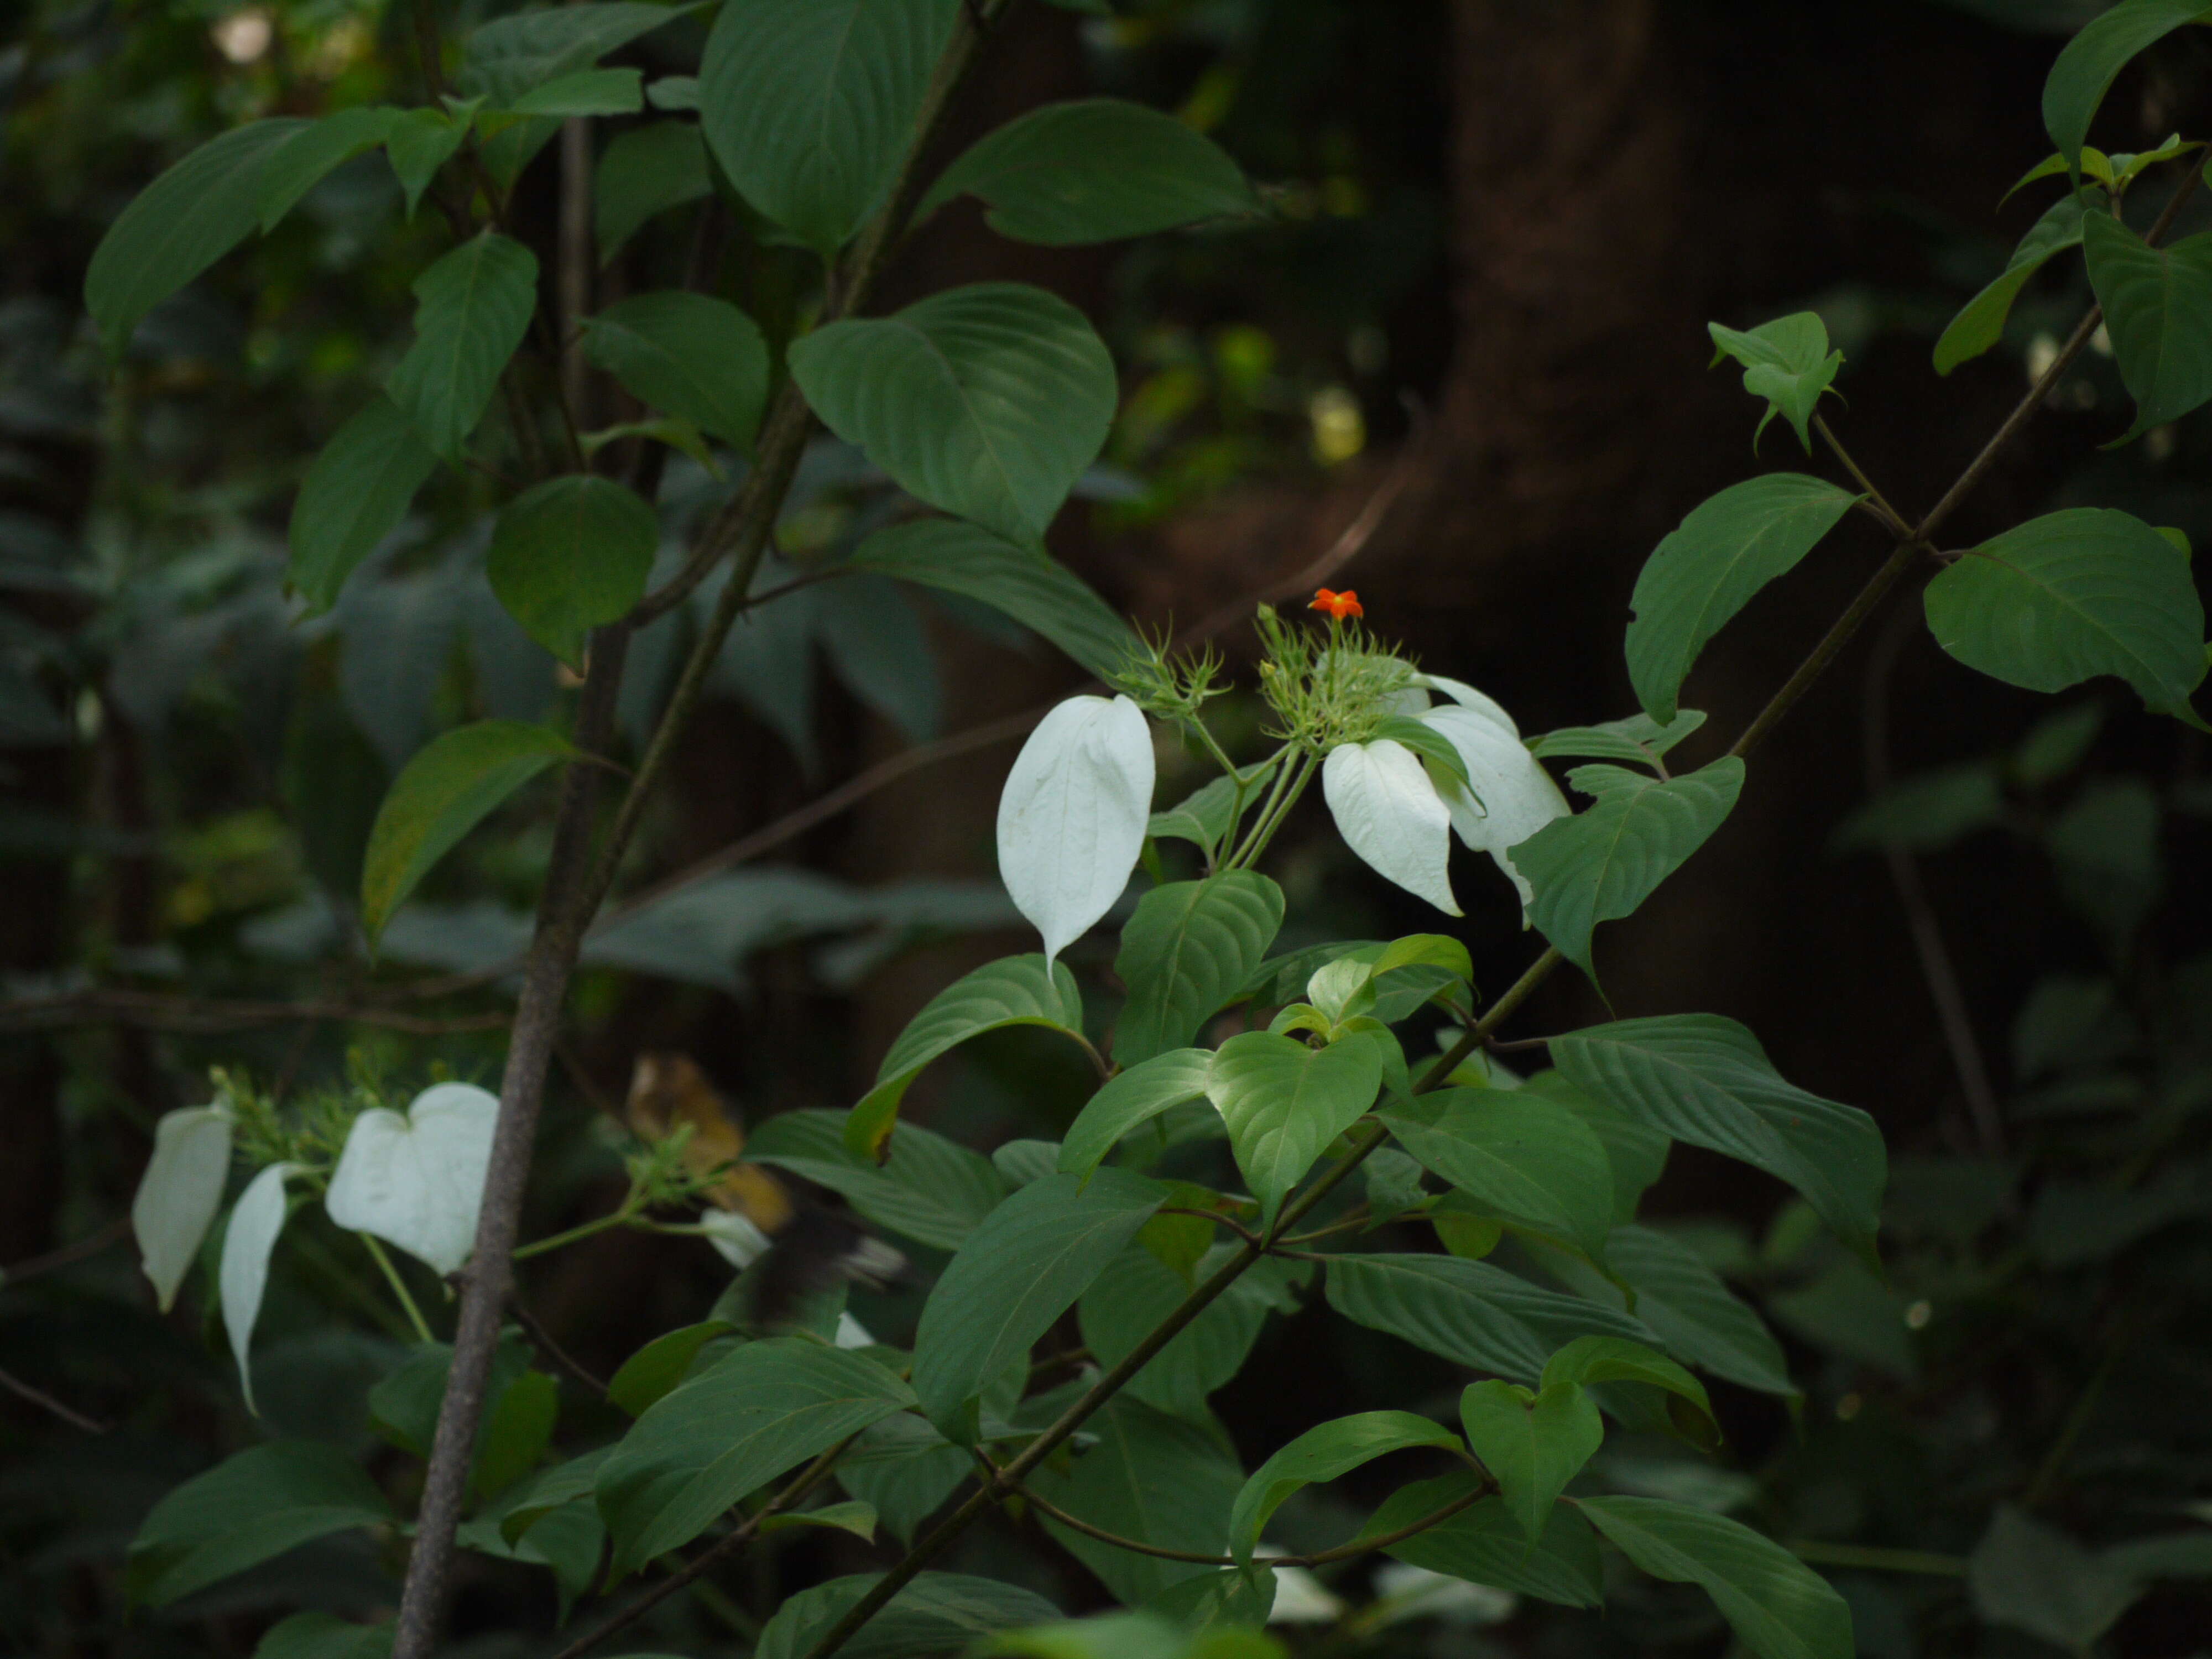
(385, 232, 539, 461)
(1543, 1333, 1717, 1447)
(1512, 759, 1745, 977)
(2083, 211, 2212, 436)
(487, 475, 658, 667)
(1935, 192, 2089, 374)
(755, 1572, 1062, 1659)
(1078, 1243, 1303, 1417)
(1530, 708, 1707, 768)
(749, 1109, 1006, 1251)
(790, 283, 1117, 545)
(844, 954, 1087, 1161)
(596, 1337, 915, 1579)
(1517, 1070, 1670, 1225)
(1060, 1049, 1215, 1179)
(1146, 768, 1267, 859)
(2041, 0, 2212, 167)
(459, 2, 692, 104)
(1322, 1253, 1652, 1383)
(911, 1168, 1164, 1439)
(1379, 1088, 1618, 1261)
(921, 98, 1256, 245)
(700, 0, 962, 257)
(607, 1319, 736, 1417)
(1579, 1496, 1853, 1659)
(85, 118, 309, 359)
(1207, 1030, 1385, 1221)
(384, 106, 473, 219)
(359, 720, 574, 945)
(1114, 873, 1284, 1065)
(848, 518, 1142, 679)
(595, 121, 712, 265)
(288, 396, 441, 612)
(1030, 1396, 1245, 1606)
(1553, 1015, 1884, 1261)
(507, 66, 645, 117)
(583, 292, 770, 452)
(256, 107, 403, 231)
(1626, 474, 1858, 724)
(1359, 1472, 1604, 1606)
(1227, 1410, 1460, 1562)
(1923, 507, 2207, 716)
(127, 1442, 393, 1606)
(1706, 313, 1843, 452)
(1459, 1379, 1602, 1541)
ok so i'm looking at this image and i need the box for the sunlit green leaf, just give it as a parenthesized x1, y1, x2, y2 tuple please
(1207, 1031, 1385, 1222)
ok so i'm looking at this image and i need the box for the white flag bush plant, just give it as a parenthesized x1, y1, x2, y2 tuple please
(76, 3, 2212, 1658)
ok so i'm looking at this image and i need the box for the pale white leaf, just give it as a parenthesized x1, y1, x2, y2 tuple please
(1418, 673, 1522, 734)
(834, 1311, 875, 1349)
(133, 1105, 234, 1312)
(1322, 739, 1460, 916)
(996, 693, 1155, 964)
(1267, 1563, 1347, 1624)
(1421, 703, 1571, 914)
(700, 1207, 771, 1269)
(324, 1082, 499, 1275)
(220, 1162, 295, 1415)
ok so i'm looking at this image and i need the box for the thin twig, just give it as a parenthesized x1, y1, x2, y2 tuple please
(0, 1364, 108, 1433)
(0, 1217, 131, 1287)
(511, 1297, 609, 1398)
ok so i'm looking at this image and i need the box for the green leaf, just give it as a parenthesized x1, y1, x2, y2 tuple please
(1030, 1396, 1245, 1606)
(1226, 1410, 1460, 1562)
(1146, 765, 1275, 859)
(1706, 314, 1844, 452)
(459, 2, 692, 105)
(288, 396, 441, 613)
(257, 107, 403, 232)
(384, 106, 475, 220)
(607, 1319, 737, 1417)
(911, 1168, 1165, 1439)
(487, 475, 658, 667)
(1542, 1334, 1718, 1448)
(507, 66, 645, 117)
(1114, 873, 1284, 1066)
(1831, 763, 2005, 852)
(1530, 1224, 1797, 1398)
(499, 1448, 613, 1545)
(2042, 0, 2212, 168)
(756, 1572, 1062, 1659)
(1579, 1496, 1853, 1659)
(1530, 709, 1708, 768)
(85, 118, 309, 359)
(1520, 1071, 1670, 1225)
(1060, 1050, 1215, 1179)
(359, 720, 574, 945)
(1626, 474, 1858, 724)
(252, 1613, 393, 1659)
(583, 292, 771, 452)
(1934, 192, 2089, 374)
(749, 1109, 1006, 1251)
(596, 1337, 915, 1579)
(845, 954, 1087, 1161)
(1206, 1030, 1385, 1222)
(836, 1415, 971, 1545)
(790, 283, 1118, 546)
(1969, 1506, 2143, 1650)
(127, 1442, 393, 1606)
(848, 518, 1142, 679)
(1380, 1089, 1618, 1261)
(475, 1369, 559, 1501)
(385, 232, 540, 461)
(1922, 507, 2207, 716)
(919, 98, 1257, 245)
(1322, 1253, 1653, 1383)
(1512, 759, 1746, 978)
(760, 1499, 881, 1542)
(596, 121, 712, 265)
(1552, 1018, 1884, 1263)
(2083, 211, 2212, 436)
(2004, 146, 2119, 200)
(1141, 1570, 1279, 1633)
(700, 0, 962, 257)
(1079, 1243, 1304, 1417)
(1359, 1472, 1604, 1606)
(1459, 1379, 1602, 1542)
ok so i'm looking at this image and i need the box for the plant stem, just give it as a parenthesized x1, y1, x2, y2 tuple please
(510, 1204, 635, 1261)
(361, 1233, 435, 1345)
(1784, 1540, 1966, 1577)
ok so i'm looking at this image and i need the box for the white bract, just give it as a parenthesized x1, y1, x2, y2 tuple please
(1256, 1548, 1348, 1624)
(219, 1162, 295, 1414)
(1322, 676, 1567, 919)
(324, 1082, 498, 1275)
(996, 693, 1155, 965)
(132, 1103, 234, 1312)
(699, 1206, 771, 1269)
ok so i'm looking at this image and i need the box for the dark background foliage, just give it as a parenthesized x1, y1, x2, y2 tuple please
(4, 0, 2210, 1653)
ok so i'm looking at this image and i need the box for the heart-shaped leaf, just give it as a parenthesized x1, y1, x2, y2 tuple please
(1207, 1031, 1386, 1222)
(324, 1082, 499, 1275)
(132, 1105, 234, 1313)
(2082, 212, 2212, 437)
(1707, 314, 1843, 452)
(1459, 1378, 1603, 1542)
(487, 474, 659, 667)
(997, 695, 1155, 968)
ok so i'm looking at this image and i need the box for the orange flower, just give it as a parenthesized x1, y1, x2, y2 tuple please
(1309, 588, 1363, 620)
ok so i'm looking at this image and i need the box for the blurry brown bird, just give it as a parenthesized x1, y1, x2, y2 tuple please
(625, 1053, 906, 1322)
